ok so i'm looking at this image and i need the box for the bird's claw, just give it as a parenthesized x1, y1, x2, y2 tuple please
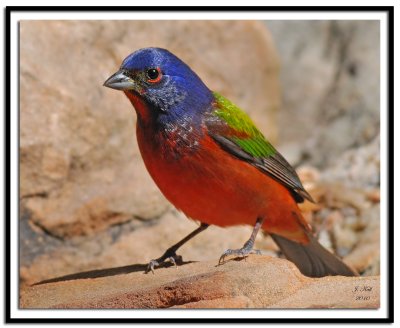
(166, 256, 178, 268)
(147, 260, 159, 274)
(145, 254, 182, 274)
(218, 248, 261, 265)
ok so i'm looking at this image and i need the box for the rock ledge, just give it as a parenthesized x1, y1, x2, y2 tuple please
(20, 256, 379, 309)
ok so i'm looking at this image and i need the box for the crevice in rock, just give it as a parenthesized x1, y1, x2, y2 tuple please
(19, 209, 64, 266)
(20, 191, 49, 200)
(29, 218, 65, 241)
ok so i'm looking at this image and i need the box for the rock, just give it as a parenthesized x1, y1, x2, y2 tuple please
(321, 134, 380, 190)
(19, 20, 280, 283)
(318, 136, 380, 274)
(295, 176, 380, 275)
(20, 256, 379, 309)
(20, 211, 258, 287)
(267, 21, 380, 167)
(344, 204, 380, 274)
(291, 127, 380, 275)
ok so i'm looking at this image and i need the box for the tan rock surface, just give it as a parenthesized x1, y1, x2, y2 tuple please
(20, 211, 265, 287)
(21, 256, 379, 309)
(267, 21, 380, 167)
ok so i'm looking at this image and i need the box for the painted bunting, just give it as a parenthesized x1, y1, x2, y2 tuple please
(104, 47, 357, 277)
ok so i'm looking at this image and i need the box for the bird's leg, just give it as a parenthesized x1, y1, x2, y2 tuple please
(219, 217, 265, 265)
(146, 222, 209, 274)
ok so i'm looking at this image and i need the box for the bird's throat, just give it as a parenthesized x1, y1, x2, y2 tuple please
(124, 91, 153, 125)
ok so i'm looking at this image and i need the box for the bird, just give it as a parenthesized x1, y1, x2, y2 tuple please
(103, 47, 358, 277)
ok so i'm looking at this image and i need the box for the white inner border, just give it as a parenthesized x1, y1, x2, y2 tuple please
(10, 10, 389, 320)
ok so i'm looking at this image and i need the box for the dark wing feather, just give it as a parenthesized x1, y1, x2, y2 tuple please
(256, 151, 314, 203)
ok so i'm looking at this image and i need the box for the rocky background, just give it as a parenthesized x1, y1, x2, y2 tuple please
(19, 20, 380, 307)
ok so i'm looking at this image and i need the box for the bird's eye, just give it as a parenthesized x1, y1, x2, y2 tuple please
(146, 67, 162, 83)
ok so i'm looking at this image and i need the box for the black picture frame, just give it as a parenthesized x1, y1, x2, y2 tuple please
(5, 5, 394, 323)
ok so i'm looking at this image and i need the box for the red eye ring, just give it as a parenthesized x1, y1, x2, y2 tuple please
(146, 67, 162, 83)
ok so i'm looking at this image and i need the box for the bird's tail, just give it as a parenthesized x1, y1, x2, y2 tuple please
(270, 232, 358, 277)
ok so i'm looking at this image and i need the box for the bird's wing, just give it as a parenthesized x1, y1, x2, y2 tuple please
(205, 92, 314, 203)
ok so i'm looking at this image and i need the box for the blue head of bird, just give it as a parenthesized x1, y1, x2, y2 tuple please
(104, 47, 214, 126)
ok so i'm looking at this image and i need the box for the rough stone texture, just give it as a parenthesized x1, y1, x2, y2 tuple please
(321, 134, 380, 190)
(19, 20, 280, 285)
(20, 256, 379, 309)
(295, 134, 380, 276)
(20, 211, 259, 287)
(320, 135, 381, 275)
(267, 21, 380, 167)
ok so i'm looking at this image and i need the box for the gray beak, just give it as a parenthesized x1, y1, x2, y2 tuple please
(103, 70, 136, 90)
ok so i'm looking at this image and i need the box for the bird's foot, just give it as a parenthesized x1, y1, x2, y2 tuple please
(145, 250, 183, 274)
(218, 243, 261, 265)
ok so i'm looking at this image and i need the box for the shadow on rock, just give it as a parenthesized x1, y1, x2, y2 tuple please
(32, 260, 195, 286)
